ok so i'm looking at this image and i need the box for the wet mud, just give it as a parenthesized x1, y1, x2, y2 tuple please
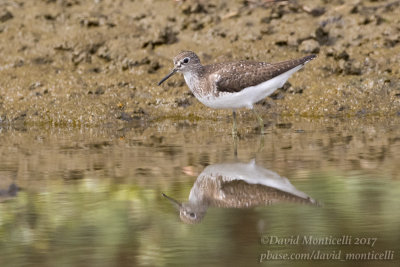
(0, 0, 400, 127)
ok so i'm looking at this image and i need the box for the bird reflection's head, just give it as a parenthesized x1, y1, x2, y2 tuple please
(162, 193, 207, 224)
(179, 203, 206, 224)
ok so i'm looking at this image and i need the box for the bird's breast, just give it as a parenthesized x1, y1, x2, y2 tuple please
(183, 72, 210, 99)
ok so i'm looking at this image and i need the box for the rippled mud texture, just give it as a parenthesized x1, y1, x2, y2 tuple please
(0, 0, 400, 126)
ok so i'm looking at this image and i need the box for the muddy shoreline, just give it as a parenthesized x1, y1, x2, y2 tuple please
(0, 0, 399, 127)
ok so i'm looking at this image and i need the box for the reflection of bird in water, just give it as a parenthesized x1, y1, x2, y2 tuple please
(163, 160, 318, 224)
(0, 183, 19, 202)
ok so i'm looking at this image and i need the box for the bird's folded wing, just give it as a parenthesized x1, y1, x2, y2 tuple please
(213, 55, 315, 93)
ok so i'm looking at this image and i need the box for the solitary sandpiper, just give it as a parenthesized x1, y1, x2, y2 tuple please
(158, 51, 316, 135)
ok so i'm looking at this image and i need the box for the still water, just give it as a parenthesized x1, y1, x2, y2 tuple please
(0, 118, 399, 267)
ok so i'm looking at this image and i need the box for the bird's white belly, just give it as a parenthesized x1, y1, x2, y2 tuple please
(193, 64, 304, 110)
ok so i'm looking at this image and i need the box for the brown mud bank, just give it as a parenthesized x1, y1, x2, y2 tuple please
(0, 0, 399, 127)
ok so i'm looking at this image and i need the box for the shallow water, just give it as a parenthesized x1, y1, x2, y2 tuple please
(0, 118, 399, 267)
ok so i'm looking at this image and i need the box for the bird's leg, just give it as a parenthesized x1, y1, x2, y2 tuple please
(258, 133, 265, 152)
(232, 110, 238, 137)
(252, 108, 264, 135)
(233, 135, 238, 157)
(232, 110, 238, 156)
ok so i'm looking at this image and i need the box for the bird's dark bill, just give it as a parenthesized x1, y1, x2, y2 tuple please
(158, 69, 177, 85)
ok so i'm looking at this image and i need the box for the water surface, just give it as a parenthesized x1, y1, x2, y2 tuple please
(0, 118, 399, 267)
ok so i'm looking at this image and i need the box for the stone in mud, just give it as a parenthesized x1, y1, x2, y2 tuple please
(13, 59, 24, 68)
(181, 3, 207, 15)
(121, 58, 134, 71)
(133, 107, 146, 115)
(118, 112, 134, 122)
(260, 16, 272, 24)
(13, 112, 27, 123)
(97, 46, 112, 62)
(299, 39, 320, 53)
(0, 10, 13, 23)
(70, 42, 104, 65)
(189, 20, 204, 31)
(326, 46, 349, 61)
(80, 17, 101, 27)
(309, 7, 326, 17)
(275, 36, 288, 46)
(270, 83, 292, 100)
(288, 87, 304, 95)
(315, 25, 330, 45)
(167, 79, 185, 88)
(32, 56, 53, 65)
(0, 114, 6, 124)
(242, 31, 262, 42)
(147, 61, 161, 74)
(260, 25, 274, 35)
(29, 82, 43, 91)
(338, 59, 362, 75)
(43, 13, 58, 21)
(54, 42, 74, 51)
(287, 35, 298, 46)
(121, 57, 152, 71)
(142, 27, 178, 49)
(301, 5, 326, 17)
(175, 97, 192, 108)
(290, 29, 314, 47)
(384, 34, 400, 48)
(95, 87, 105, 95)
(270, 5, 286, 20)
(72, 51, 87, 65)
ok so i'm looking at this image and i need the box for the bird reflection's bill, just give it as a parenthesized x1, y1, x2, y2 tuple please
(162, 193, 181, 210)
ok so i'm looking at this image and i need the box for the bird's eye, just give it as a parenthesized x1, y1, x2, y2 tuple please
(189, 212, 196, 218)
(183, 57, 190, 64)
